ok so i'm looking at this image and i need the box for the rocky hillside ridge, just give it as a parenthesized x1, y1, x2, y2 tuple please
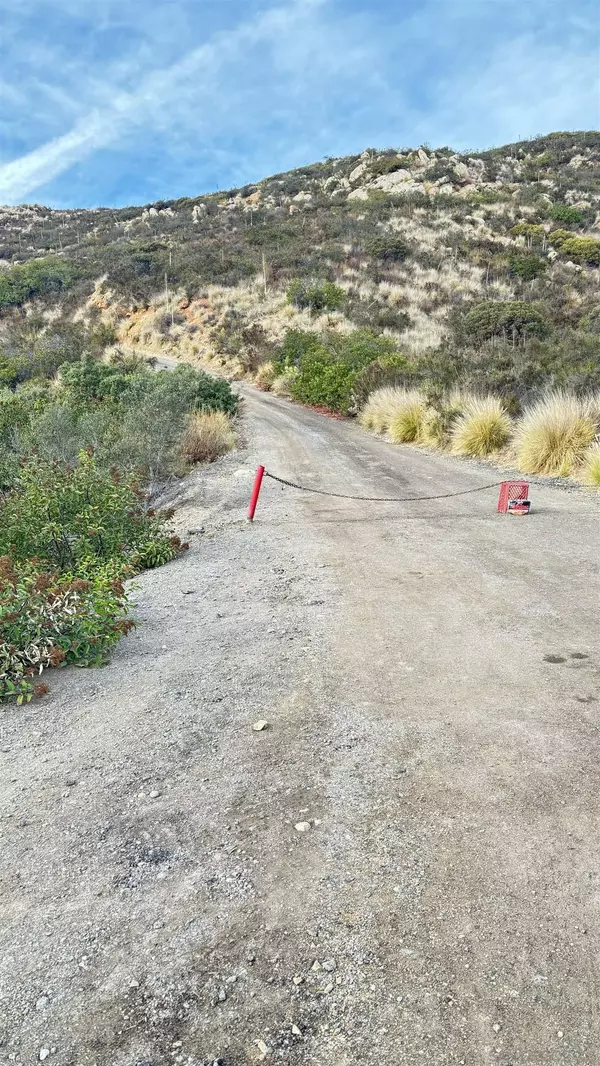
(1, 131, 600, 398)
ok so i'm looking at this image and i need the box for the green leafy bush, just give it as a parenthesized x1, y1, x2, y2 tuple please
(278, 328, 403, 413)
(367, 236, 410, 261)
(0, 452, 184, 577)
(286, 279, 346, 314)
(462, 301, 549, 343)
(548, 229, 573, 247)
(274, 329, 322, 370)
(558, 237, 600, 266)
(0, 557, 132, 704)
(0, 357, 22, 387)
(59, 357, 133, 407)
(46, 359, 238, 478)
(368, 155, 405, 178)
(510, 223, 546, 241)
(290, 348, 356, 411)
(549, 203, 583, 225)
(0, 257, 76, 309)
(508, 253, 547, 280)
(0, 319, 115, 385)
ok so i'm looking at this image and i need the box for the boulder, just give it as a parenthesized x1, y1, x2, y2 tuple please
(349, 161, 369, 184)
(453, 162, 470, 181)
(371, 171, 421, 195)
(371, 169, 411, 189)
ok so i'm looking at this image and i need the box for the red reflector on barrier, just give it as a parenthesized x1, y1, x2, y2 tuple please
(508, 499, 531, 515)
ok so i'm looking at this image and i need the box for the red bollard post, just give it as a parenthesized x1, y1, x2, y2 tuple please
(247, 465, 265, 521)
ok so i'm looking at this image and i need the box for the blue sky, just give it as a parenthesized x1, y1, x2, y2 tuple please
(0, 0, 598, 208)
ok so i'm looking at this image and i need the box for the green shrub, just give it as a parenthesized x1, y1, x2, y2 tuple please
(0, 390, 30, 443)
(25, 403, 83, 464)
(276, 328, 405, 413)
(0, 452, 183, 577)
(549, 204, 583, 225)
(0, 557, 131, 703)
(510, 223, 546, 242)
(0, 319, 115, 385)
(334, 330, 398, 369)
(369, 156, 405, 178)
(548, 229, 573, 247)
(291, 347, 355, 412)
(367, 236, 410, 261)
(558, 237, 600, 266)
(286, 279, 346, 314)
(131, 363, 238, 417)
(508, 253, 547, 280)
(51, 360, 238, 477)
(273, 329, 322, 371)
(0, 356, 21, 387)
(0, 257, 76, 310)
(462, 301, 549, 343)
(59, 356, 139, 407)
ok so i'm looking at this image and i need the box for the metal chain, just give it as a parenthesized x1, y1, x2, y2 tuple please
(264, 471, 504, 503)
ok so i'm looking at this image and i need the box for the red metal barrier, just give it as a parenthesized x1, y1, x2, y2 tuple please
(498, 481, 529, 513)
(247, 465, 265, 521)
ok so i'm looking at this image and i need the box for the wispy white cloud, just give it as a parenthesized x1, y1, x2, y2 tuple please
(0, 1, 330, 202)
(0, 0, 597, 207)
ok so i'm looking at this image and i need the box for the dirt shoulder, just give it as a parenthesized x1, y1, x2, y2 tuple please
(1, 388, 600, 1066)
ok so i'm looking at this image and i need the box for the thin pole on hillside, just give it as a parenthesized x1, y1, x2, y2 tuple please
(169, 247, 174, 325)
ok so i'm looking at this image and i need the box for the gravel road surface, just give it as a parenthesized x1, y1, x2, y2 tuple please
(2, 386, 600, 1066)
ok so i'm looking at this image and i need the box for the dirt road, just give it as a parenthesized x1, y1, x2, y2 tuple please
(2, 387, 600, 1066)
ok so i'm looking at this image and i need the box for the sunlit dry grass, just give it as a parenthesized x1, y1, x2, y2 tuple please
(515, 393, 598, 476)
(579, 443, 600, 487)
(386, 389, 428, 443)
(451, 395, 512, 457)
(181, 410, 235, 463)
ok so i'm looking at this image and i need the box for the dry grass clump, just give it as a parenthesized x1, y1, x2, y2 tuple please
(515, 392, 597, 475)
(578, 443, 600, 487)
(387, 389, 428, 443)
(451, 396, 512, 457)
(181, 410, 235, 464)
(359, 387, 408, 433)
(254, 361, 276, 391)
(271, 367, 299, 397)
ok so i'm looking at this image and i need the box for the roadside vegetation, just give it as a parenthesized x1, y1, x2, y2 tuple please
(356, 384, 600, 481)
(0, 335, 237, 703)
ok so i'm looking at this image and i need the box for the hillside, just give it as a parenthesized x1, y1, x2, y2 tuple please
(1, 130, 600, 402)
